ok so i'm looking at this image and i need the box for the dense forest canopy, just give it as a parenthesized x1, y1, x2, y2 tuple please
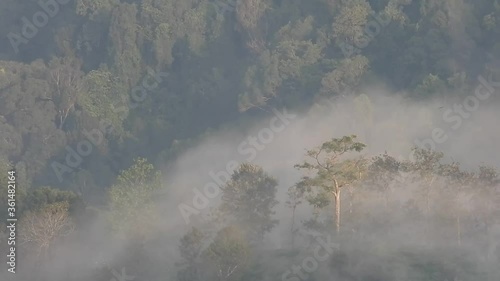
(0, 0, 500, 281)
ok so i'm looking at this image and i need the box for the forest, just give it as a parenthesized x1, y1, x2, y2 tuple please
(0, 0, 500, 280)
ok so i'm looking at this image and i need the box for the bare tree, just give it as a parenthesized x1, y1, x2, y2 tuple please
(19, 201, 75, 259)
(48, 57, 84, 129)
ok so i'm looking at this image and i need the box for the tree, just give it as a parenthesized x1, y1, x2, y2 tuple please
(474, 165, 500, 250)
(236, 0, 269, 53)
(177, 227, 206, 281)
(333, 0, 373, 46)
(295, 135, 367, 234)
(384, 0, 410, 25)
(108, 158, 162, 238)
(367, 152, 402, 208)
(404, 147, 444, 215)
(239, 40, 323, 111)
(236, 0, 268, 34)
(414, 73, 447, 99)
(276, 40, 324, 80)
(76, 0, 117, 19)
(320, 55, 370, 96)
(202, 226, 250, 281)
(107, 3, 142, 88)
(79, 67, 128, 137)
(47, 57, 84, 130)
(439, 162, 475, 246)
(0, 60, 67, 183)
(19, 201, 75, 259)
(219, 163, 278, 242)
(239, 51, 281, 111)
(24, 186, 83, 217)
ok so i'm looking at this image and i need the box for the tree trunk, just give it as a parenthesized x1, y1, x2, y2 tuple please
(425, 176, 435, 215)
(291, 205, 296, 248)
(335, 192, 341, 234)
(348, 186, 354, 214)
(456, 214, 462, 247)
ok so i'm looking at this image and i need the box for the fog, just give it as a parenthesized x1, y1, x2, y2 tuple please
(4, 81, 498, 281)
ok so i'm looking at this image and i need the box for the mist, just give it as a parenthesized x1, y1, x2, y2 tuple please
(3, 84, 498, 281)
(2, 1, 500, 280)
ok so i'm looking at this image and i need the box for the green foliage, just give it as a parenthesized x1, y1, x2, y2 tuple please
(107, 3, 143, 87)
(202, 226, 251, 281)
(405, 147, 444, 178)
(320, 55, 370, 96)
(276, 16, 316, 42)
(177, 227, 206, 281)
(153, 22, 175, 67)
(108, 158, 162, 237)
(0, 60, 67, 182)
(76, 0, 118, 19)
(239, 50, 281, 111)
(220, 163, 278, 241)
(240, 39, 323, 111)
(295, 135, 367, 205)
(47, 57, 85, 130)
(80, 68, 128, 136)
(24, 186, 83, 215)
(3, 0, 500, 202)
(367, 152, 402, 193)
(2, 1, 500, 279)
(180, 227, 205, 263)
(333, 0, 373, 45)
(276, 40, 324, 79)
(236, 0, 268, 30)
(415, 74, 447, 98)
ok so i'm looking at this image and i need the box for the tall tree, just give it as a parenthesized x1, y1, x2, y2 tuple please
(295, 135, 367, 234)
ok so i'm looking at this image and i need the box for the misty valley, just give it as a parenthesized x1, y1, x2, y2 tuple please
(0, 0, 500, 281)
